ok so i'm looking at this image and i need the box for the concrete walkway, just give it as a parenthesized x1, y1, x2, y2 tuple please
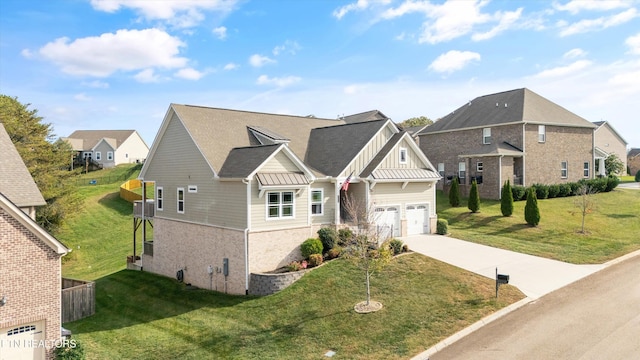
(400, 234, 604, 299)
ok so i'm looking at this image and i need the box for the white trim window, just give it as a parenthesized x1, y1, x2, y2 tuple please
(95, 151, 102, 161)
(477, 161, 483, 172)
(399, 148, 408, 164)
(267, 191, 294, 219)
(156, 187, 163, 211)
(311, 189, 323, 215)
(538, 125, 546, 143)
(107, 151, 113, 161)
(458, 162, 466, 184)
(561, 161, 568, 178)
(482, 128, 491, 144)
(583, 162, 590, 177)
(177, 188, 185, 214)
(437, 163, 444, 177)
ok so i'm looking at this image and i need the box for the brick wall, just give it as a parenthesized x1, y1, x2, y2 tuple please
(628, 154, 640, 177)
(0, 209, 62, 360)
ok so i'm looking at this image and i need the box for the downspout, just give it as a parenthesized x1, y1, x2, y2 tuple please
(333, 179, 340, 225)
(592, 129, 596, 178)
(522, 123, 526, 186)
(498, 156, 503, 199)
(242, 178, 251, 295)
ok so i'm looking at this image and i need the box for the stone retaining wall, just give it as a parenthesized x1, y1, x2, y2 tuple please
(249, 270, 307, 296)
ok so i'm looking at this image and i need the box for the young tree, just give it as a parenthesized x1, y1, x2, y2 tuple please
(604, 154, 624, 176)
(468, 179, 480, 213)
(398, 116, 433, 128)
(341, 194, 393, 313)
(0, 95, 81, 233)
(501, 180, 514, 216)
(449, 177, 460, 207)
(573, 185, 596, 234)
(524, 188, 540, 226)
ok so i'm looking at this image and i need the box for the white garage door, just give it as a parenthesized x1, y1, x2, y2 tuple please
(0, 321, 45, 360)
(374, 206, 400, 238)
(406, 204, 429, 235)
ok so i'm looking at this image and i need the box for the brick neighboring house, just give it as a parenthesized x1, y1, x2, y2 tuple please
(629, 148, 640, 177)
(62, 129, 149, 169)
(0, 124, 69, 360)
(593, 121, 628, 176)
(137, 104, 440, 295)
(418, 88, 596, 199)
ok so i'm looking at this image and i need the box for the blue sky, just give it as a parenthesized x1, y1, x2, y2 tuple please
(1, 0, 639, 148)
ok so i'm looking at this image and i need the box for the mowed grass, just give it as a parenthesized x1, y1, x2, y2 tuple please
(65, 254, 523, 360)
(438, 188, 640, 264)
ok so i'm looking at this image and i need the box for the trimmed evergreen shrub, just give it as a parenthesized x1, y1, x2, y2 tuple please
(317, 227, 338, 252)
(389, 239, 404, 255)
(501, 180, 514, 216)
(512, 185, 526, 201)
(308, 253, 323, 267)
(300, 238, 323, 259)
(468, 180, 480, 213)
(605, 175, 619, 192)
(558, 183, 572, 197)
(524, 188, 540, 226)
(569, 182, 582, 195)
(636, 170, 640, 182)
(548, 184, 560, 198)
(436, 219, 448, 235)
(327, 247, 342, 259)
(532, 183, 549, 199)
(449, 177, 460, 207)
(337, 228, 354, 246)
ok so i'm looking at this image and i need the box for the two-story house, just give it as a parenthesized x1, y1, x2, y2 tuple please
(419, 88, 596, 199)
(137, 104, 440, 295)
(592, 121, 628, 176)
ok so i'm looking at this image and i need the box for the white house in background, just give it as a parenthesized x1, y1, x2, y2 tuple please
(137, 104, 440, 295)
(62, 130, 149, 169)
(592, 121, 628, 176)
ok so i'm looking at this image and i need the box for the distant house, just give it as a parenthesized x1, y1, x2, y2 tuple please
(418, 88, 596, 199)
(0, 124, 69, 360)
(629, 148, 640, 176)
(62, 130, 149, 169)
(592, 121, 628, 176)
(137, 104, 440, 295)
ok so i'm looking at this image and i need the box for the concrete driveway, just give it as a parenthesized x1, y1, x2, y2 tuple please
(617, 182, 640, 189)
(400, 234, 604, 299)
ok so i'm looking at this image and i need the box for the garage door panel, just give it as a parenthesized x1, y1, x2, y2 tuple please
(0, 321, 45, 360)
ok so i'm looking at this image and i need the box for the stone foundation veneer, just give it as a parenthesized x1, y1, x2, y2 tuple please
(249, 270, 307, 296)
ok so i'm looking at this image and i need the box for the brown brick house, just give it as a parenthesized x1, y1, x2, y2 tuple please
(0, 124, 69, 360)
(418, 88, 596, 199)
(629, 148, 640, 177)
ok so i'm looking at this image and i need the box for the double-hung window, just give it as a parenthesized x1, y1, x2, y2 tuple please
(477, 162, 483, 172)
(437, 163, 444, 177)
(311, 189, 323, 215)
(177, 188, 185, 214)
(561, 161, 568, 178)
(458, 162, 466, 184)
(399, 148, 407, 164)
(107, 152, 113, 161)
(95, 152, 102, 161)
(268, 191, 294, 219)
(538, 125, 546, 143)
(482, 128, 491, 144)
(583, 162, 590, 177)
(156, 187, 163, 211)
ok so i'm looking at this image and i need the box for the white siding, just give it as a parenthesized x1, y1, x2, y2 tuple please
(115, 131, 149, 165)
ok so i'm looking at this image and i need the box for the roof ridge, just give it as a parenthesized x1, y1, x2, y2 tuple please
(175, 103, 337, 121)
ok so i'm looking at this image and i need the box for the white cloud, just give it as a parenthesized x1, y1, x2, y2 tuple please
(563, 48, 587, 58)
(249, 54, 276, 67)
(533, 60, 593, 78)
(273, 40, 301, 56)
(472, 8, 523, 41)
(429, 50, 481, 73)
(174, 68, 205, 80)
(20, 49, 34, 58)
(559, 8, 638, 36)
(38, 28, 187, 77)
(626, 33, 640, 55)
(224, 62, 239, 70)
(82, 80, 110, 88)
(256, 75, 301, 87)
(90, 0, 237, 28)
(553, 0, 632, 14)
(134, 69, 160, 83)
(212, 26, 227, 40)
(74, 93, 91, 101)
(333, 0, 391, 20)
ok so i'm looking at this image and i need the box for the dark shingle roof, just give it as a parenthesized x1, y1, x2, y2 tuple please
(341, 110, 388, 124)
(65, 130, 137, 150)
(305, 119, 389, 176)
(629, 148, 640, 158)
(421, 88, 595, 134)
(0, 124, 46, 207)
(218, 144, 282, 178)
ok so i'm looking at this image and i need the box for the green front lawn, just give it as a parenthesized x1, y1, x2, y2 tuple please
(438, 188, 640, 264)
(66, 255, 523, 360)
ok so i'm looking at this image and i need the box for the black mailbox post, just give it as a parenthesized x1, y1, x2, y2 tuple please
(495, 268, 509, 298)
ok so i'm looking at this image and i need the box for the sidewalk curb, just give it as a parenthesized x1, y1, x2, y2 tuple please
(410, 297, 533, 360)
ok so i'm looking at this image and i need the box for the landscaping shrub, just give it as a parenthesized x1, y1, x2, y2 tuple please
(402, 244, 409, 253)
(558, 183, 572, 197)
(449, 177, 460, 207)
(605, 175, 619, 192)
(308, 253, 323, 267)
(317, 227, 338, 252)
(55, 339, 85, 360)
(548, 184, 560, 198)
(436, 219, 448, 235)
(524, 188, 540, 226)
(327, 246, 342, 259)
(580, 178, 607, 193)
(337, 227, 354, 246)
(468, 180, 480, 213)
(512, 185, 526, 201)
(501, 180, 513, 216)
(300, 238, 323, 259)
(569, 182, 582, 195)
(532, 183, 549, 199)
(286, 260, 307, 272)
(389, 239, 404, 255)
(636, 170, 640, 182)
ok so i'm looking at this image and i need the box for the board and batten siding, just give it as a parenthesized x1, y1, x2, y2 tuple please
(379, 138, 424, 169)
(143, 113, 246, 229)
(370, 182, 436, 218)
(343, 125, 395, 177)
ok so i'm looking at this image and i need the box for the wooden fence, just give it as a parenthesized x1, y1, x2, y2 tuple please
(61, 278, 95, 323)
(120, 179, 143, 203)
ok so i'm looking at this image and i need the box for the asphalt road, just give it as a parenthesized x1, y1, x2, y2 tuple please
(430, 253, 640, 360)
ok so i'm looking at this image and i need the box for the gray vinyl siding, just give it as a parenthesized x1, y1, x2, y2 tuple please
(310, 181, 336, 225)
(343, 125, 395, 177)
(259, 151, 301, 172)
(379, 138, 424, 169)
(249, 179, 310, 231)
(143, 113, 246, 229)
(370, 182, 436, 219)
(93, 141, 115, 166)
